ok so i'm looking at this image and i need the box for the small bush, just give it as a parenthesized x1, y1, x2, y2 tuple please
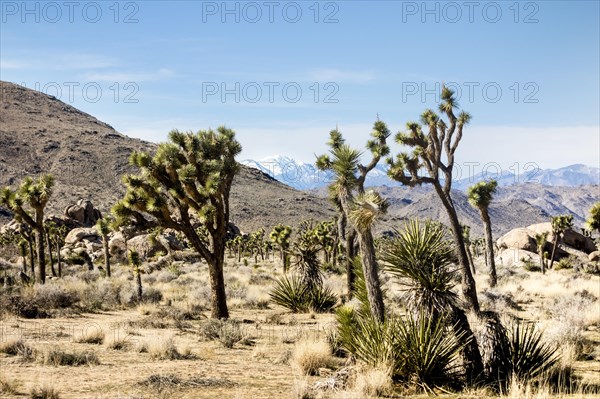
(291, 339, 334, 375)
(198, 319, 247, 348)
(0, 376, 19, 395)
(148, 337, 193, 360)
(40, 348, 99, 366)
(75, 330, 105, 345)
(555, 257, 574, 270)
(142, 287, 163, 304)
(30, 385, 60, 399)
(0, 338, 35, 360)
(352, 367, 392, 398)
(106, 336, 131, 351)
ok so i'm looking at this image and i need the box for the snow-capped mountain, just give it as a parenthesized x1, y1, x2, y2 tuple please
(241, 157, 600, 191)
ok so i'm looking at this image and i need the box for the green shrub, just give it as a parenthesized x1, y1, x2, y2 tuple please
(555, 256, 574, 270)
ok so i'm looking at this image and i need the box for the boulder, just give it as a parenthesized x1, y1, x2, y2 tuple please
(498, 248, 541, 268)
(64, 227, 99, 245)
(64, 199, 102, 227)
(527, 222, 596, 254)
(108, 231, 127, 259)
(497, 228, 537, 252)
(128, 234, 166, 259)
(589, 251, 600, 262)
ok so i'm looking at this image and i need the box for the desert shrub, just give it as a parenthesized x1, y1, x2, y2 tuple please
(33, 284, 79, 309)
(352, 367, 392, 397)
(30, 385, 60, 399)
(555, 256, 574, 270)
(0, 376, 19, 395)
(198, 319, 247, 348)
(40, 348, 99, 366)
(141, 287, 163, 304)
(269, 274, 337, 313)
(75, 330, 105, 345)
(291, 339, 334, 375)
(148, 337, 193, 360)
(508, 321, 559, 382)
(522, 259, 540, 272)
(248, 272, 273, 285)
(156, 270, 178, 283)
(106, 336, 131, 351)
(0, 338, 35, 360)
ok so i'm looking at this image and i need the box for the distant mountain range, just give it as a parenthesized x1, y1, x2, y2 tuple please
(241, 156, 600, 191)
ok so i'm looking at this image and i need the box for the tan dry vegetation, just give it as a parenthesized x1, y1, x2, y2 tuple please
(0, 254, 598, 399)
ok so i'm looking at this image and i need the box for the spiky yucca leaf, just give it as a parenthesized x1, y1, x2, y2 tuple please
(509, 321, 559, 382)
(391, 311, 466, 390)
(269, 274, 336, 313)
(382, 219, 459, 314)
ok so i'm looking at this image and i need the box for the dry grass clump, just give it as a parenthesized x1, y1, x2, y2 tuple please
(0, 338, 35, 360)
(138, 373, 236, 394)
(105, 335, 132, 351)
(39, 348, 99, 366)
(30, 385, 60, 399)
(0, 375, 20, 395)
(198, 318, 251, 348)
(75, 329, 105, 345)
(148, 336, 193, 360)
(351, 366, 392, 398)
(291, 339, 335, 375)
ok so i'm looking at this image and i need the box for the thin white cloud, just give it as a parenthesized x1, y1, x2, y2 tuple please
(1, 53, 116, 70)
(82, 69, 175, 82)
(0, 59, 29, 69)
(308, 68, 376, 83)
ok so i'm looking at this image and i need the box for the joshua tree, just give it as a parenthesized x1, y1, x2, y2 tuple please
(534, 232, 549, 274)
(586, 202, 600, 235)
(270, 224, 292, 272)
(128, 249, 143, 301)
(461, 224, 476, 275)
(467, 180, 498, 287)
(96, 217, 113, 277)
(112, 127, 241, 319)
(1, 174, 55, 284)
(316, 121, 390, 322)
(46, 222, 68, 278)
(387, 86, 480, 312)
(548, 214, 573, 270)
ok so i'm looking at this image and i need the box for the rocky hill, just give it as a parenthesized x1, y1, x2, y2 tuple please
(0, 81, 334, 232)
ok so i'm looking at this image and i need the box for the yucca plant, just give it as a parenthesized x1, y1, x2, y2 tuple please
(381, 219, 485, 385)
(391, 311, 466, 391)
(509, 321, 559, 382)
(269, 274, 336, 313)
(382, 219, 459, 315)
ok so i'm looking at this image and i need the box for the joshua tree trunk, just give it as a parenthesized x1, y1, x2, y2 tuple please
(480, 208, 497, 287)
(356, 230, 385, 322)
(345, 230, 357, 299)
(35, 229, 46, 284)
(102, 235, 111, 277)
(449, 305, 485, 385)
(135, 264, 143, 301)
(549, 235, 559, 270)
(46, 233, 56, 277)
(28, 237, 35, 277)
(208, 255, 229, 319)
(466, 243, 476, 275)
(436, 186, 480, 313)
(56, 244, 62, 277)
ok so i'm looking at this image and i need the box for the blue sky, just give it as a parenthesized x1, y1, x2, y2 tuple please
(1, 0, 599, 173)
